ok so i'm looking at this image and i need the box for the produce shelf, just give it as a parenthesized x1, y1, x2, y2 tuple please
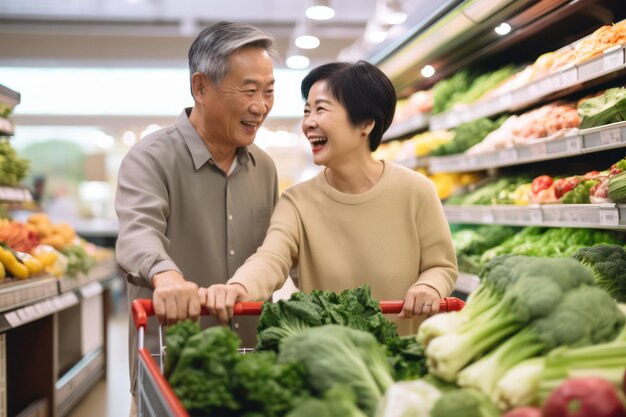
(428, 121, 626, 173)
(382, 113, 430, 142)
(395, 156, 428, 170)
(444, 203, 625, 229)
(0, 117, 13, 136)
(55, 348, 105, 417)
(1, 291, 79, 330)
(429, 43, 626, 131)
(57, 258, 117, 293)
(0, 186, 33, 203)
(0, 277, 59, 314)
(0, 84, 19, 109)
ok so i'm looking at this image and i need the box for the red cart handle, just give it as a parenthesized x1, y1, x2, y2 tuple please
(132, 297, 464, 330)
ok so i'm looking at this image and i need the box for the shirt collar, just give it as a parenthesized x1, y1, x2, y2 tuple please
(177, 108, 256, 170)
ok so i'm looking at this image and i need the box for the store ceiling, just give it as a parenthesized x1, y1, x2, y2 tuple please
(0, 0, 389, 69)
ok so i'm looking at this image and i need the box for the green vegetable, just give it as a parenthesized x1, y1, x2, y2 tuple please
(430, 116, 506, 156)
(561, 179, 596, 204)
(492, 357, 545, 410)
(452, 225, 518, 273)
(454, 65, 518, 105)
(62, 244, 95, 277)
(0, 139, 29, 186)
(234, 351, 311, 417)
(385, 335, 428, 381)
(164, 319, 200, 378)
(430, 388, 500, 417)
(578, 87, 626, 128)
(609, 171, 626, 203)
(278, 325, 394, 416)
(168, 326, 242, 416)
(457, 285, 624, 397)
(286, 385, 367, 417)
(425, 256, 594, 381)
(376, 379, 444, 417)
(573, 244, 626, 302)
(257, 285, 397, 352)
(433, 70, 472, 114)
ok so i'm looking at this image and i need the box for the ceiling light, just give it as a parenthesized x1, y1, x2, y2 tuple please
(421, 65, 435, 78)
(306, 0, 335, 20)
(286, 55, 310, 69)
(495, 22, 512, 36)
(379, 0, 407, 25)
(364, 20, 389, 45)
(122, 130, 136, 146)
(295, 35, 320, 49)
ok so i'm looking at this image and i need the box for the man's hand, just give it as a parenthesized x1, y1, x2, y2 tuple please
(152, 270, 201, 325)
(399, 285, 441, 318)
(198, 284, 248, 325)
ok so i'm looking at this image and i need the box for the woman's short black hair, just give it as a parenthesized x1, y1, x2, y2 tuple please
(300, 60, 396, 152)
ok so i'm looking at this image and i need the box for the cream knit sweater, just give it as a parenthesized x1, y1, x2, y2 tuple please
(229, 161, 458, 335)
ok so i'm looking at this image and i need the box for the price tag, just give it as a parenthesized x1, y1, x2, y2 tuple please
(529, 208, 543, 224)
(4, 311, 22, 328)
(565, 136, 582, 153)
(599, 208, 619, 226)
(529, 142, 548, 156)
(481, 211, 495, 224)
(466, 156, 478, 169)
(499, 148, 517, 163)
(603, 48, 624, 71)
(560, 66, 578, 87)
(499, 94, 513, 110)
(600, 128, 622, 145)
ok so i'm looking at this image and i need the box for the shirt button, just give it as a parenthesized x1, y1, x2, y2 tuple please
(229, 250, 235, 256)
(228, 214, 233, 221)
(233, 322, 240, 329)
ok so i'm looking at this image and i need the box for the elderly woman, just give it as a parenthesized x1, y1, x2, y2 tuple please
(202, 60, 457, 335)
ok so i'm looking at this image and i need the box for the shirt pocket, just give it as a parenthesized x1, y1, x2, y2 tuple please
(252, 207, 272, 247)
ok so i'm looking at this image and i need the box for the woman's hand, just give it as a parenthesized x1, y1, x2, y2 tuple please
(198, 283, 248, 325)
(399, 285, 441, 318)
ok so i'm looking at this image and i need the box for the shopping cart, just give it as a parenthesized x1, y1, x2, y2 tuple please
(132, 297, 465, 417)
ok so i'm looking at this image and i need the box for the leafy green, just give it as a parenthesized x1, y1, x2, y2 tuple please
(278, 325, 394, 416)
(454, 65, 517, 105)
(385, 335, 427, 381)
(561, 179, 596, 203)
(286, 386, 367, 417)
(164, 319, 200, 378)
(578, 87, 626, 128)
(430, 116, 507, 156)
(433, 70, 472, 114)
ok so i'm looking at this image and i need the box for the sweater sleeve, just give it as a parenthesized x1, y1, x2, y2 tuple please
(227, 195, 300, 300)
(115, 148, 181, 288)
(411, 180, 458, 297)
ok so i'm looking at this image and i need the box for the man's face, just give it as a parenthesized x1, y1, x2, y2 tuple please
(202, 47, 275, 148)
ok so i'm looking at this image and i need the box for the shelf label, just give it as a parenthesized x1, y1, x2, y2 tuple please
(599, 208, 619, 226)
(565, 136, 582, 153)
(540, 75, 559, 93)
(481, 211, 495, 224)
(4, 311, 22, 327)
(529, 142, 548, 156)
(80, 282, 103, 299)
(600, 128, 622, 145)
(603, 48, 624, 71)
(560, 66, 578, 87)
(499, 148, 518, 163)
(529, 208, 543, 224)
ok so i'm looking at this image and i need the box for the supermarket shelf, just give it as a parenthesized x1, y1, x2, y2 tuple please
(0, 186, 33, 203)
(455, 272, 480, 295)
(0, 117, 13, 136)
(395, 156, 428, 170)
(428, 121, 626, 173)
(0, 277, 59, 314)
(55, 348, 105, 417)
(0, 85, 19, 109)
(444, 203, 624, 229)
(430, 44, 626, 131)
(382, 113, 430, 142)
(14, 399, 47, 417)
(57, 258, 117, 293)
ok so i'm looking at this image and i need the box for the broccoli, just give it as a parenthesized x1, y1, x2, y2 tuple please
(278, 325, 394, 416)
(430, 388, 500, 417)
(425, 256, 594, 381)
(573, 244, 626, 302)
(457, 286, 625, 397)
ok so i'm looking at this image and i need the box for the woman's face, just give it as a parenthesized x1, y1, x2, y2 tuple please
(301, 80, 366, 167)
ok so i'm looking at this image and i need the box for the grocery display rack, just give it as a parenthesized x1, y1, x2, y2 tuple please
(132, 297, 465, 417)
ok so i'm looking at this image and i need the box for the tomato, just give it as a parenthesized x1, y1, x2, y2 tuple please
(532, 175, 554, 195)
(542, 377, 626, 417)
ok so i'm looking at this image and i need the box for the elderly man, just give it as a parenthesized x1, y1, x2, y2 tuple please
(115, 21, 279, 414)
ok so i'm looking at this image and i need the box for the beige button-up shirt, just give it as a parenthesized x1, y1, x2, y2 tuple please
(115, 108, 278, 392)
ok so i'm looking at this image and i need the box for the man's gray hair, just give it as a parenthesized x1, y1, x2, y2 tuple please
(188, 21, 278, 89)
